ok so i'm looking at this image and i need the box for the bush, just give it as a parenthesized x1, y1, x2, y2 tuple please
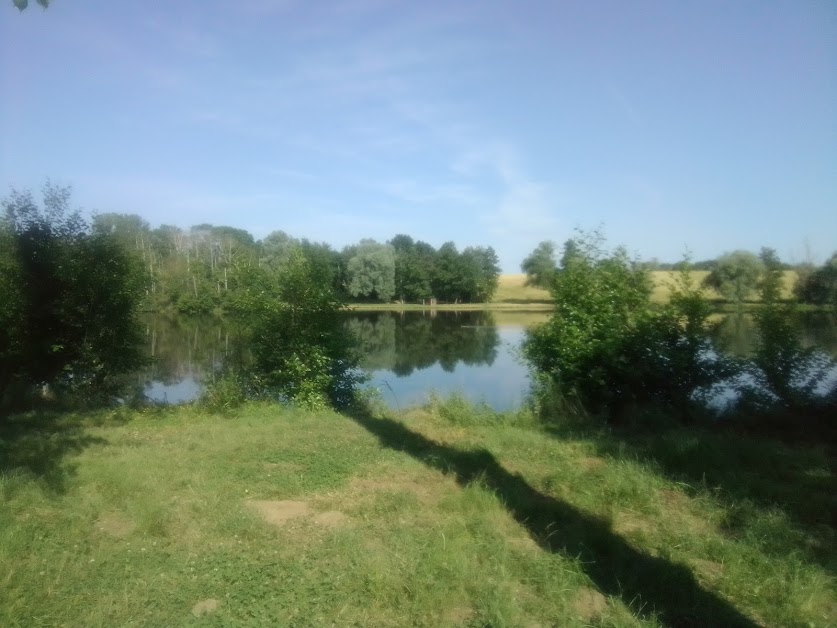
(524, 233, 727, 424)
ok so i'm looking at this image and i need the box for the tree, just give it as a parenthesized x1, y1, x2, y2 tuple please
(390, 235, 433, 303)
(795, 252, 837, 306)
(1, 184, 144, 406)
(260, 230, 298, 271)
(703, 250, 764, 305)
(521, 241, 557, 288)
(432, 241, 464, 302)
(346, 239, 396, 302)
(461, 246, 501, 302)
(228, 250, 362, 409)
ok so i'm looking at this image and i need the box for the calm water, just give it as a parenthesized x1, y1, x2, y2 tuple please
(132, 310, 837, 410)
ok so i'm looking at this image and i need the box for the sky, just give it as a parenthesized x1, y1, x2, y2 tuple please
(1, 0, 835, 272)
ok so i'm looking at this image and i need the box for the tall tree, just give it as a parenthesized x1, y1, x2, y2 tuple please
(390, 234, 433, 302)
(432, 241, 464, 302)
(346, 239, 396, 302)
(461, 246, 501, 302)
(1, 184, 143, 405)
(521, 241, 558, 288)
(703, 250, 765, 305)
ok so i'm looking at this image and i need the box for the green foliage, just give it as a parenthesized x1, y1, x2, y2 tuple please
(737, 250, 837, 415)
(0, 185, 144, 407)
(520, 240, 558, 288)
(795, 252, 837, 306)
(703, 250, 765, 305)
(524, 232, 730, 422)
(526, 233, 836, 427)
(461, 245, 501, 302)
(232, 251, 363, 409)
(200, 375, 248, 414)
(391, 235, 434, 302)
(345, 239, 396, 302)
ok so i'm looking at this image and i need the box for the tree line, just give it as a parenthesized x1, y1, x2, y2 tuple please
(89, 211, 500, 314)
(0, 184, 499, 409)
(522, 239, 837, 307)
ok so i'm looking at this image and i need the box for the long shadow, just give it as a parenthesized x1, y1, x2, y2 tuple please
(347, 408, 758, 628)
(576, 421, 837, 573)
(0, 411, 107, 494)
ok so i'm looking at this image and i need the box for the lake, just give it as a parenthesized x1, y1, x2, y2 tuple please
(132, 310, 837, 410)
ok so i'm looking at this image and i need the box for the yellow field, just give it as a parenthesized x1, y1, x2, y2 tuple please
(650, 270, 798, 303)
(492, 274, 552, 304)
(494, 271, 799, 305)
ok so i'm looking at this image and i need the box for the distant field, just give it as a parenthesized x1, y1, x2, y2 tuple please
(492, 274, 552, 304)
(495, 271, 799, 305)
(650, 270, 798, 304)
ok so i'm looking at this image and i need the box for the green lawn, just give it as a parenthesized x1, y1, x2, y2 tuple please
(1, 400, 834, 626)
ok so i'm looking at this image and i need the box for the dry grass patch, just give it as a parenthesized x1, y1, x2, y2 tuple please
(571, 587, 609, 621)
(94, 511, 136, 539)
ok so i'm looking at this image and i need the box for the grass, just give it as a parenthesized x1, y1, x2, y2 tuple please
(1, 400, 834, 626)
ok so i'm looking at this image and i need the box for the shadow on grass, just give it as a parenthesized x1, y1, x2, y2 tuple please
(0, 411, 107, 494)
(572, 420, 837, 573)
(347, 408, 758, 627)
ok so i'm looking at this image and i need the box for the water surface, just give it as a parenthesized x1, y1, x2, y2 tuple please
(132, 309, 836, 410)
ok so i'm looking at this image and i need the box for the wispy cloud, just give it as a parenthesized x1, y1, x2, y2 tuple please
(375, 179, 482, 205)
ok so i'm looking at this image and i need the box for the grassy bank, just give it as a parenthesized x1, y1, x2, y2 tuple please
(1, 400, 834, 626)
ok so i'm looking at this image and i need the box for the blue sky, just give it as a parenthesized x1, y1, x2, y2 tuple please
(1, 0, 835, 271)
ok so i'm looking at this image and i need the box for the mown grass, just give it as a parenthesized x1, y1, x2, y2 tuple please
(1, 399, 834, 626)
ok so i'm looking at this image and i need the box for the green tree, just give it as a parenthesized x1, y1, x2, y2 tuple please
(461, 246, 501, 302)
(703, 250, 765, 305)
(521, 241, 557, 288)
(390, 235, 433, 303)
(260, 230, 298, 271)
(346, 239, 396, 302)
(227, 250, 362, 409)
(1, 184, 144, 407)
(795, 252, 837, 306)
(432, 241, 464, 302)
(524, 232, 725, 422)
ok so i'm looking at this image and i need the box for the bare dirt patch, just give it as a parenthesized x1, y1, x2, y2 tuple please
(572, 587, 608, 621)
(312, 510, 349, 528)
(346, 470, 451, 506)
(245, 500, 312, 526)
(191, 598, 220, 617)
(95, 512, 136, 539)
(245, 500, 349, 530)
(443, 605, 474, 624)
